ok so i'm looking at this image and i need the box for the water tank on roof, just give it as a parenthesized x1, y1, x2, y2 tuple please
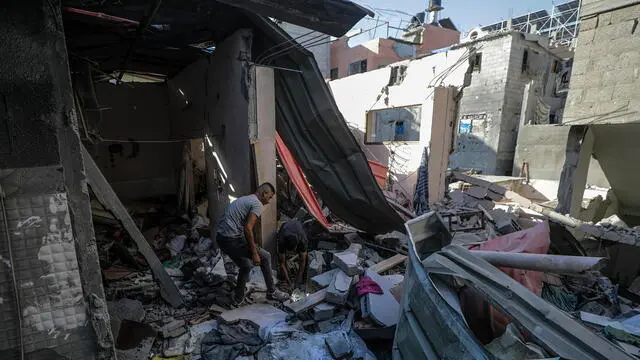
(428, 0, 443, 11)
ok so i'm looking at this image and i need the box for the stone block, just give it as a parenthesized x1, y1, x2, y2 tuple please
(325, 331, 353, 360)
(598, 12, 613, 27)
(160, 319, 186, 338)
(311, 269, 339, 290)
(610, 4, 640, 23)
(313, 303, 336, 322)
(331, 244, 362, 276)
(326, 269, 354, 305)
(583, 85, 614, 102)
(108, 298, 145, 322)
(613, 83, 638, 101)
(306, 250, 327, 289)
(580, 17, 599, 31)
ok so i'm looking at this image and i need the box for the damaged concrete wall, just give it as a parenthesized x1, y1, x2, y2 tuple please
(513, 125, 609, 188)
(329, 48, 468, 200)
(0, 1, 114, 358)
(85, 83, 183, 201)
(564, 1, 640, 125)
(169, 29, 255, 234)
(451, 33, 561, 175)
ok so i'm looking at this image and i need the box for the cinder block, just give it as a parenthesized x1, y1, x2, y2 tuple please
(594, 99, 630, 117)
(326, 269, 354, 306)
(613, 83, 638, 101)
(580, 17, 599, 31)
(610, 4, 640, 23)
(598, 12, 613, 27)
(602, 70, 634, 86)
(313, 303, 336, 321)
(583, 85, 614, 102)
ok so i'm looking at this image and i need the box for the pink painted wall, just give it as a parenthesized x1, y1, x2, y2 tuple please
(330, 38, 403, 79)
(417, 24, 461, 56)
(330, 25, 460, 79)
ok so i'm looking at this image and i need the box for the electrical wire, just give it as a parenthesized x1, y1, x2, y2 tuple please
(0, 184, 24, 360)
(260, 21, 389, 65)
(255, 29, 317, 64)
(259, 33, 329, 65)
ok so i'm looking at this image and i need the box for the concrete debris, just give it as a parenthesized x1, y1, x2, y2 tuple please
(360, 269, 400, 327)
(331, 244, 362, 276)
(374, 231, 408, 249)
(325, 331, 353, 359)
(163, 332, 191, 357)
(307, 250, 327, 289)
(160, 318, 186, 338)
(108, 298, 145, 323)
(219, 303, 288, 340)
(313, 303, 336, 321)
(326, 269, 354, 305)
(317, 314, 347, 333)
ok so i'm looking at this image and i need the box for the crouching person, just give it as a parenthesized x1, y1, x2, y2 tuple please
(216, 183, 289, 306)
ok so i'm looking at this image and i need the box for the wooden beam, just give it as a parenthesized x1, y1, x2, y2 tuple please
(369, 254, 407, 273)
(81, 145, 183, 307)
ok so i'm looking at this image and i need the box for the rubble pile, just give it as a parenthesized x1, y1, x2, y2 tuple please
(402, 171, 640, 359)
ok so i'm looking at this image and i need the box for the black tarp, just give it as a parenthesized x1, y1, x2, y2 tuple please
(250, 16, 405, 234)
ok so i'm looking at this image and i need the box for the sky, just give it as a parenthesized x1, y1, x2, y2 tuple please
(352, 0, 553, 34)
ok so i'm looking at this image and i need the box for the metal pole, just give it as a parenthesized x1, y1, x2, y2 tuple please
(471, 250, 607, 274)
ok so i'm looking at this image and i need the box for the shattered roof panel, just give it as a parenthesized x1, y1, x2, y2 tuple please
(250, 15, 405, 234)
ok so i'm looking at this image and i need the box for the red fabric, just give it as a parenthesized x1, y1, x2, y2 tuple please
(469, 221, 550, 295)
(368, 161, 388, 188)
(276, 133, 331, 229)
(356, 276, 384, 297)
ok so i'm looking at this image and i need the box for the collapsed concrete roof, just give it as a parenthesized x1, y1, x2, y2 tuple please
(62, 0, 372, 77)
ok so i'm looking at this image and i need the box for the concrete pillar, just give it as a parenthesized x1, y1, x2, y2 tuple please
(0, 1, 114, 358)
(251, 66, 277, 265)
(513, 81, 539, 177)
(429, 86, 458, 205)
(556, 125, 593, 216)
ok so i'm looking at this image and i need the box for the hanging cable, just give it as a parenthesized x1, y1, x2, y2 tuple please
(0, 183, 24, 360)
(255, 29, 317, 64)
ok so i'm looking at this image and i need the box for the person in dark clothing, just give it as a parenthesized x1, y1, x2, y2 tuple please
(277, 220, 309, 289)
(216, 183, 289, 306)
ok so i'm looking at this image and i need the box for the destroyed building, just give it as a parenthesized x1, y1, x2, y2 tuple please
(329, 30, 567, 203)
(0, 0, 405, 358)
(3, 0, 640, 359)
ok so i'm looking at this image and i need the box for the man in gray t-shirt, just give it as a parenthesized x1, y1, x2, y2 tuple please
(216, 183, 289, 305)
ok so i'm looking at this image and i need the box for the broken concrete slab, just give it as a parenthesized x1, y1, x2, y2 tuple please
(325, 331, 353, 359)
(116, 337, 154, 360)
(285, 288, 328, 314)
(220, 303, 287, 340)
(314, 303, 336, 322)
(160, 319, 186, 338)
(108, 298, 145, 323)
(362, 269, 400, 327)
(384, 274, 404, 287)
(327, 269, 354, 305)
(332, 245, 362, 277)
(318, 314, 347, 333)
(307, 250, 327, 288)
(163, 332, 191, 357)
(311, 268, 339, 290)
